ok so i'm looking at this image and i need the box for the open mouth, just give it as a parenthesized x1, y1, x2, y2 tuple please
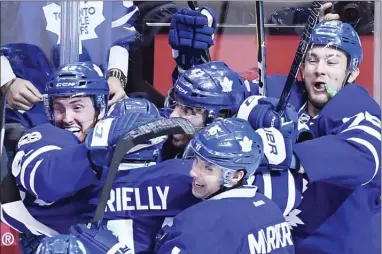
(65, 126, 81, 134)
(313, 82, 326, 92)
(193, 180, 205, 188)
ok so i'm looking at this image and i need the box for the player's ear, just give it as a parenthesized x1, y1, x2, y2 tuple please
(231, 169, 245, 184)
(347, 68, 360, 83)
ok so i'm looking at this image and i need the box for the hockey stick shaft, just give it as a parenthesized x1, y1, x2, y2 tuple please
(255, 1, 267, 96)
(275, 1, 323, 113)
(187, 1, 212, 62)
(91, 117, 195, 227)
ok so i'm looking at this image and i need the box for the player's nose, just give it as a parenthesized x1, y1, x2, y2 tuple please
(314, 60, 327, 76)
(62, 111, 75, 124)
(169, 106, 181, 118)
(190, 166, 199, 178)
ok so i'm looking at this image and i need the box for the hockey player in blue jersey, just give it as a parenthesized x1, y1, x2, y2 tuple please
(236, 21, 381, 254)
(168, 6, 380, 253)
(155, 118, 295, 254)
(2, 62, 200, 253)
(163, 60, 305, 217)
(36, 118, 296, 254)
(162, 61, 254, 160)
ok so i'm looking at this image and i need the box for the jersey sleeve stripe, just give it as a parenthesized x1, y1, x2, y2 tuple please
(347, 137, 380, 185)
(283, 170, 296, 216)
(262, 172, 273, 200)
(20, 145, 61, 190)
(29, 159, 44, 196)
(341, 125, 381, 142)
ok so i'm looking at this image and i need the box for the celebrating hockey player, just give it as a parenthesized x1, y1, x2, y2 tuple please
(1, 62, 200, 253)
(236, 20, 381, 254)
(162, 61, 254, 159)
(169, 4, 380, 254)
(155, 118, 295, 254)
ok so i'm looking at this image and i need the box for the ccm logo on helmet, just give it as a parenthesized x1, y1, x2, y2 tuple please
(175, 85, 187, 94)
(56, 82, 77, 87)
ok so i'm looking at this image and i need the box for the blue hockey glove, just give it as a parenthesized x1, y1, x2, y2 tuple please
(36, 234, 88, 254)
(255, 127, 294, 172)
(169, 7, 216, 70)
(70, 224, 131, 254)
(85, 113, 159, 172)
(237, 96, 299, 172)
(36, 224, 130, 254)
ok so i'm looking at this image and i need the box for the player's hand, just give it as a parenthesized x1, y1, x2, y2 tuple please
(169, 7, 217, 52)
(237, 96, 298, 135)
(107, 76, 127, 106)
(319, 2, 340, 22)
(255, 127, 295, 172)
(237, 96, 297, 172)
(37, 224, 130, 254)
(2, 78, 42, 111)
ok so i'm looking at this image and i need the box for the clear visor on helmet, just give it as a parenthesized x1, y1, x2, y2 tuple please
(164, 88, 206, 117)
(183, 140, 232, 173)
(43, 93, 108, 125)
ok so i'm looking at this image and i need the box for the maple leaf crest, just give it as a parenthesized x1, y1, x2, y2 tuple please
(285, 209, 305, 230)
(43, 2, 105, 54)
(207, 125, 223, 136)
(239, 136, 252, 152)
(220, 76, 233, 92)
(190, 68, 205, 78)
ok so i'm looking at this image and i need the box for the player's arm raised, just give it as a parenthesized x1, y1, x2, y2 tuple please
(293, 86, 381, 188)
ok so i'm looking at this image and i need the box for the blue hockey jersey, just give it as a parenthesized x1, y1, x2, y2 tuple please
(247, 74, 381, 254)
(3, 123, 200, 253)
(156, 186, 295, 254)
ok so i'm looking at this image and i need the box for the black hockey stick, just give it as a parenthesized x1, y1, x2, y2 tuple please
(255, 1, 267, 96)
(90, 117, 196, 227)
(275, 1, 323, 113)
(187, 1, 212, 62)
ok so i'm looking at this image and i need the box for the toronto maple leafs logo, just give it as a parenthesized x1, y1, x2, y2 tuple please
(285, 178, 308, 230)
(43, 2, 105, 54)
(207, 125, 223, 136)
(190, 68, 205, 78)
(220, 77, 233, 92)
(285, 209, 304, 229)
(239, 136, 253, 152)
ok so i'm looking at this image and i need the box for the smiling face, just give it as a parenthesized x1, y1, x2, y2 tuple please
(52, 96, 97, 142)
(189, 156, 223, 199)
(302, 45, 359, 116)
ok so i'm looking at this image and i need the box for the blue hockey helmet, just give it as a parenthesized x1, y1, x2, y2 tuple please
(107, 97, 160, 118)
(184, 118, 263, 187)
(44, 62, 109, 124)
(310, 21, 363, 70)
(107, 98, 166, 165)
(167, 61, 251, 124)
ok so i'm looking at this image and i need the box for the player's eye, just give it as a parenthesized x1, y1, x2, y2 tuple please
(72, 104, 84, 111)
(53, 106, 64, 114)
(306, 57, 318, 64)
